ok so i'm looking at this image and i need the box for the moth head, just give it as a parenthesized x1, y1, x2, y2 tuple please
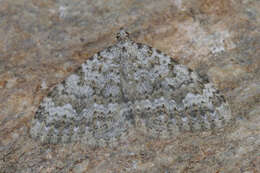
(116, 28, 130, 42)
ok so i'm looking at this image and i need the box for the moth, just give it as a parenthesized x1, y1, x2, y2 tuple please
(30, 29, 232, 147)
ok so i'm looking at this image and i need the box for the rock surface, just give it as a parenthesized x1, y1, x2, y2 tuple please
(0, 0, 259, 172)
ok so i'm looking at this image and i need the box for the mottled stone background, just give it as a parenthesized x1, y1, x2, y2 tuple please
(0, 0, 259, 172)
